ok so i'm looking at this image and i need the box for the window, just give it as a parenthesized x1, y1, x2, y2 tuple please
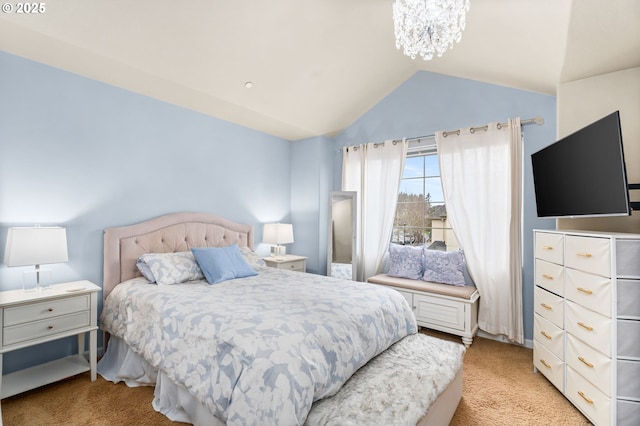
(392, 145, 459, 250)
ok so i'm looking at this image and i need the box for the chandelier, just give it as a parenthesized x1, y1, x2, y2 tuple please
(393, 0, 470, 60)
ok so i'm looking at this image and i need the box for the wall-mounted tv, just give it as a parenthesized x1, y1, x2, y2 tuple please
(531, 111, 631, 218)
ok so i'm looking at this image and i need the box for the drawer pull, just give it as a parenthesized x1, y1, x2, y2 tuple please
(577, 287, 593, 295)
(578, 391, 594, 405)
(539, 359, 551, 369)
(576, 252, 593, 258)
(578, 356, 594, 368)
(540, 331, 552, 340)
(48, 308, 54, 312)
(542, 274, 554, 280)
(47, 325, 54, 330)
(577, 322, 594, 331)
(542, 245, 554, 250)
(540, 303, 553, 311)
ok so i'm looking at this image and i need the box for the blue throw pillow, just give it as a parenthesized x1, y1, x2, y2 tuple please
(191, 245, 257, 285)
(422, 249, 466, 286)
(388, 244, 424, 280)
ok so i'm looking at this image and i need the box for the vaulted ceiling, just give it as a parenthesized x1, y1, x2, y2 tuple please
(1, 0, 638, 140)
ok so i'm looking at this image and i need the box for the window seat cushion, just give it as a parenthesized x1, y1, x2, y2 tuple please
(368, 274, 477, 300)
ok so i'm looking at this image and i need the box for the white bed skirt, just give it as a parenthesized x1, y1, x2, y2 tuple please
(98, 336, 223, 425)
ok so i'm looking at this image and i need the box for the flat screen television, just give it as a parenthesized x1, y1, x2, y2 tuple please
(531, 111, 631, 218)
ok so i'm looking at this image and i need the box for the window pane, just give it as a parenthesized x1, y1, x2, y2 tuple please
(426, 202, 446, 219)
(399, 179, 423, 197)
(394, 202, 425, 228)
(425, 154, 440, 176)
(402, 156, 424, 178)
(425, 177, 444, 202)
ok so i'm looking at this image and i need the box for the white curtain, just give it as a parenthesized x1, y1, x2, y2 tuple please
(342, 140, 408, 281)
(436, 118, 523, 344)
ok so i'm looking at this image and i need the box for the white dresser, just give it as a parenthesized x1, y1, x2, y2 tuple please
(533, 229, 640, 426)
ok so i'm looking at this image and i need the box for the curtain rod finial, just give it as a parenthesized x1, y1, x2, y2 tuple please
(534, 116, 544, 125)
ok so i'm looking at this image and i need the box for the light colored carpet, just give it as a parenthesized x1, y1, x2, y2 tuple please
(2, 331, 591, 425)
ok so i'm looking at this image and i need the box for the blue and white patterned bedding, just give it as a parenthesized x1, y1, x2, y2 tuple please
(100, 268, 417, 426)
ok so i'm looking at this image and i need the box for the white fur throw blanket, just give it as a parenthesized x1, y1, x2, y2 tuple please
(305, 333, 465, 426)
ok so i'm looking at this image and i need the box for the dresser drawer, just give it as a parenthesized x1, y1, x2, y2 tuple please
(535, 232, 564, 265)
(616, 239, 640, 278)
(567, 367, 611, 426)
(618, 398, 640, 425)
(617, 359, 640, 401)
(566, 300, 611, 357)
(3, 295, 90, 326)
(565, 268, 611, 317)
(534, 286, 563, 328)
(534, 341, 564, 392)
(565, 235, 611, 277)
(3, 311, 91, 346)
(618, 279, 640, 318)
(534, 314, 564, 360)
(566, 334, 612, 397)
(535, 259, 564, 296)
(617, 319, 640, 359)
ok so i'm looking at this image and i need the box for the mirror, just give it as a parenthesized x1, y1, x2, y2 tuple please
(327, 191, 357, 280)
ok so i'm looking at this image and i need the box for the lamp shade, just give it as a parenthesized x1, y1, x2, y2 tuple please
(4, 226, 69, 267)
(262, 223, 294, 245)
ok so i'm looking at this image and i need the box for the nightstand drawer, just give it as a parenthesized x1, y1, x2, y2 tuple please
(282, 260, 305, 271)
(3, 311, 91, 346)
(4, 295, 90, 326)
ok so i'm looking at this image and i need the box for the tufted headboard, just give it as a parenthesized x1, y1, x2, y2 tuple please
(103, 212, 254, 299)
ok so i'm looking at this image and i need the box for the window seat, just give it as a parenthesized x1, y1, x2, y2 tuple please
(368, 274, 479, 347)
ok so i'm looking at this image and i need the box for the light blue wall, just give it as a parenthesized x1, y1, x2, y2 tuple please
(329, 71, 558, 342)
(0, 51, 292, 373)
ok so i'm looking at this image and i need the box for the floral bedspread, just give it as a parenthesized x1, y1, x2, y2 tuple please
(100, 269, 417, 426)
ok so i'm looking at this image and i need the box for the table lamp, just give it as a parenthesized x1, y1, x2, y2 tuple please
(263, 223, 294, 260)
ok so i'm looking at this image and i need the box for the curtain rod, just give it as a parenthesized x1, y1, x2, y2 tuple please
(403, 115, 544, 143)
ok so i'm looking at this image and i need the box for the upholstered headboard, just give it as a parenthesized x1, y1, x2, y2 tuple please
(103, 212, 254, 299)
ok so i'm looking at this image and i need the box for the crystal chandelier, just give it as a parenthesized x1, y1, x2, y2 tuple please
(393, 0, 470, 60)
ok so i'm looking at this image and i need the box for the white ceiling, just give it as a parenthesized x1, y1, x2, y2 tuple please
(1, 0, 638, 140)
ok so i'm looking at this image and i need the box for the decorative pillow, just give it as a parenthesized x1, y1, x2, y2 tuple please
(239, 246, 267, 270)
(136, 252, 204, 285)
(191, 245, 258, 285)
(422, 249, 466, 286)
(388, 244, 424, 280)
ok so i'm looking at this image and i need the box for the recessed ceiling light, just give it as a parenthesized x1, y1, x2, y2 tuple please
(244, 81, 254, 89)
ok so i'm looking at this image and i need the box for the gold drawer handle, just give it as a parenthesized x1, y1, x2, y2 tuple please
(543, 245, 554, 250)
(540, 303, 553, 311)
(578, 391, 594, 405)
(578, 322, 594, 331)
(540, 331, 552, 340)
(542, 274, 554, 280)
(578, 356, 594, 368)
(539, 359, 551, 369)
(577, 287, 593, 295)
(576, 252, 593, 258)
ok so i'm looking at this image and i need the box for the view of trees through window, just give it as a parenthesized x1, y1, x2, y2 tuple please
(392, 149, 459, 250)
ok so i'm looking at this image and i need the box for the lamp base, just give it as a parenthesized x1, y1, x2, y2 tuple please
(23, 268, 53, 292)
(270, 245, 286, 260)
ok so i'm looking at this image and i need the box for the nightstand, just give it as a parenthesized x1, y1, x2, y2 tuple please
(263, 255, 307, 272)
(0, 280, 100, 413)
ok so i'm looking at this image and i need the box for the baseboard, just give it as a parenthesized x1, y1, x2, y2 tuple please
(477, 330, 533, 349)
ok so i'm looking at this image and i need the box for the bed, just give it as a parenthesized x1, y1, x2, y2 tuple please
(98, 212, 465, 425)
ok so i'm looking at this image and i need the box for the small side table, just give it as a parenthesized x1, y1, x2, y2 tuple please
(0, 280, 100, 421)
(263, 255, 307, 272)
